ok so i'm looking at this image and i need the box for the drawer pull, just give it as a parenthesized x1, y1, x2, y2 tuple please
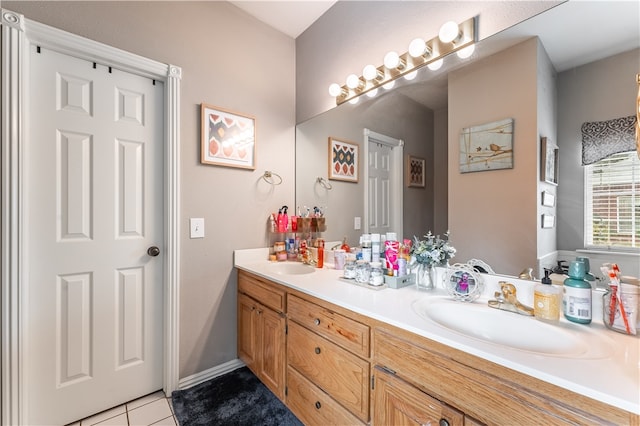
(315, 401, 322, 409)
(314, 347, 321, 354)
(314, 318, 321, 326)
(439, 418, 450, 426)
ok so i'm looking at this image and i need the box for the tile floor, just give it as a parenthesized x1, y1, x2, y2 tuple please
(67, 391, 178, 426)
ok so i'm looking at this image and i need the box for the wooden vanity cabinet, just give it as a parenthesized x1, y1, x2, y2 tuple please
(237, 271, 286, 401)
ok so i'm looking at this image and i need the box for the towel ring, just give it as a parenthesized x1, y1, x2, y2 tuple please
(262, 171, 283, 185)
(316, 177, 333, 190)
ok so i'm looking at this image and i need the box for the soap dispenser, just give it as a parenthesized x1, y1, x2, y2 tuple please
(563, 261, 592, 324)
(533, 269, 561, 323)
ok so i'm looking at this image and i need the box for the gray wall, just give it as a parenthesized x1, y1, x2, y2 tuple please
(4, 1, 296, 379)
(296, 1, 560, 123)
(557, 48, 640, 250)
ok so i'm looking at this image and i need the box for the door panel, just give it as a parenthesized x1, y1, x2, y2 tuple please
(368, 142, 392, 235)
(26, 46, 164, 425)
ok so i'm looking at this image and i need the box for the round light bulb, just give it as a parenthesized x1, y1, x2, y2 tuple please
(366, 88, 378, 98)
(382, 80, 395, 90)
(383, 51, 400, 69)
(404, 70, 418, 81)
(346, 74, 361, 89)
(362, 64, 378, 81)
(439, 21, 460, 43)
(328, 83, 342, 97)
(348, 97, 359, 105)
(427, 58, 443, 71)
(457, 43, 475, 59)
(408, 38, 426, 58)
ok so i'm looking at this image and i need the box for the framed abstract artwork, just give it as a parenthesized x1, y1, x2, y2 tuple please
(201, 103, 256, 169)
(407, 155, 426, 188)
(459, 118, 514, 173)
(540, 136, 559, 185)
(328, 137, 358, 182)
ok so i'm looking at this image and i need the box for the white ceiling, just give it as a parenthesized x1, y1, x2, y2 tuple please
(230, 1, 336, 38)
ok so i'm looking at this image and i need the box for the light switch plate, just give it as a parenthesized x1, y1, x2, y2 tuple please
(190, 218, 205, 238)
(354, 216, 361, 230)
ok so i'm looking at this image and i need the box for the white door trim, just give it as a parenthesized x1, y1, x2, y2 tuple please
(1, 10, 181, 425)
(363, 128, 404, 238)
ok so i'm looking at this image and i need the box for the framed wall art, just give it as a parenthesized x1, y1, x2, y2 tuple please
(201, 103, 256, 169)
(459, 118, 514, 173)
(541, 190, 555, 207)
(542, 214, 556, 229)
(540, 136, 559, 185)
(407, 155, 426, 188)
(328, 137, 359, 182)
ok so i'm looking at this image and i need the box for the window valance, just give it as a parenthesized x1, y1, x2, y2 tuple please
(581, 115, 636, 165)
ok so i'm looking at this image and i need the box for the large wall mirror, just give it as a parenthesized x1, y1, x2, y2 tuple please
(295, 1, 639, 276)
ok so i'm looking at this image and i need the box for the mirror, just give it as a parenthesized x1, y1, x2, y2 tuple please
(295, 1, 639, 275)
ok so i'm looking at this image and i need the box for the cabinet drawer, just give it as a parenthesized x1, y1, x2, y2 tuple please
(287, 366, 364, 426)
(288, 294, 370, 358)
(288, 322, 369, 422)
(238, 270, 285, 313)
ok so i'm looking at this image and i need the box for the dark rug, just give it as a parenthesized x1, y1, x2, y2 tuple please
(171, 366, 303, 426)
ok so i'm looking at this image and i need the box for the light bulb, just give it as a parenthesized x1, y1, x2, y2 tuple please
(408, 38, 426, 58)
(404, 70, 418, 81)
(439, 21, 460, 43)
(346, 74, 361, 89)
(457, 43, 475, 59)
(328, 83, 342, 97)
(366, 88, 378, 98)
(362, 64, 378, 81)
(384, 51, 400, 69)
(382, 80, 395, 90)
(349, 97, 359, 105)
(427, 58, 443, 71)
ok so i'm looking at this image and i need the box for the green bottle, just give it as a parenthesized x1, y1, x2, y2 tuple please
(563, 261, 592, 324)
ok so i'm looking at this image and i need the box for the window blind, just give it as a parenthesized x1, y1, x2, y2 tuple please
(585, 151, 639, 249)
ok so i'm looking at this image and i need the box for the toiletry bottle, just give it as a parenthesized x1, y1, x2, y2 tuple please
(534, 269, 561, 323)
(563, 261, 592, 324)
(371, 233, 381, 263)
(361, 234, 372, 262)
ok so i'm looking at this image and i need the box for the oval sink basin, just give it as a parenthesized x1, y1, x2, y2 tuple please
(412, 298, 614, 359)
(268, 262, 315, 275)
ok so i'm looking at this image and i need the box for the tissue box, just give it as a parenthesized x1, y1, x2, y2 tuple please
(384, 274, 415, 289)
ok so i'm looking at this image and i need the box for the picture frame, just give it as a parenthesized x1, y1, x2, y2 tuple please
(328, 137, 359, 182)
(201, 103, 256, 169)
(541, 190, 555, 207)
(459, 118, 514, 173)
(542, 214, 556, 229)
(540, 136, 559, 185)
(407, 155, 426, 188)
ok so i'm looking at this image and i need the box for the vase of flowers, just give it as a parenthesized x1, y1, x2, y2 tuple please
(410, 231, 456, 290)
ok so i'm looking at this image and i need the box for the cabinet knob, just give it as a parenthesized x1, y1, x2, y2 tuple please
(257, 309, 263, 315)
(314, 318, 321, 326)
(439, 418, 450, 426)
(315, 401, 322, 409)
(314, 347, 321, 354)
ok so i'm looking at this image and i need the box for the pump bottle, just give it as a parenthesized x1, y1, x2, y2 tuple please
(533, 269, 561, 323)
(563, 261, 592, 324)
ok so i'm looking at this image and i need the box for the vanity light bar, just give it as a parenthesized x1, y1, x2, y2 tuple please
(333, 17, 477, 106)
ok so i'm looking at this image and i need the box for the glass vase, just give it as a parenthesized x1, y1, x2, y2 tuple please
(415, 263, 435, 291)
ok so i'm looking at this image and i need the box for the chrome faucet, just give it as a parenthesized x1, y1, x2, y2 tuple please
(488, 281, 534, 316)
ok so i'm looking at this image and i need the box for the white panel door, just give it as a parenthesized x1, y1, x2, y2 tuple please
(26, 46, 164, 425)
(368, 142, 393, 235)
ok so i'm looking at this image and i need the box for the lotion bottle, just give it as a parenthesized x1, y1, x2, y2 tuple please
(533, 269, 561, 323)
(563, 261, 592, 324)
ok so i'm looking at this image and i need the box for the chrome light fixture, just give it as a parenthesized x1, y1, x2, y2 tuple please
(329, 17, 477, 105)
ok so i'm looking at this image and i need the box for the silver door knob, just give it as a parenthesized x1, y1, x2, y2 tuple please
(147, 246, 160, 257)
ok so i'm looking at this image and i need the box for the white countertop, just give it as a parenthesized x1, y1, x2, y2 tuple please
(234, 248, 640, 415)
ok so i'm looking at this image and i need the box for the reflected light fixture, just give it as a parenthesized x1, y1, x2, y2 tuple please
(329, 16, 477, 105)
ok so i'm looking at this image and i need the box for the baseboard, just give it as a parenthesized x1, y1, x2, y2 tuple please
(177, 358, 245, 390)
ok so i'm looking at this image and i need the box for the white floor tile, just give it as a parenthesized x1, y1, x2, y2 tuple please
(127, 398, 173, 426)
(150, 415, 177, 426)
(126, 390, 165, 411)
(94, 413, 129, 426)
(82, 405, 126, 425)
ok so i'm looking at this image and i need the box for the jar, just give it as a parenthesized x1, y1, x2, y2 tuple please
(602, 281, 639, 335)
(334, 249, 346, 270)
(369, 262, 384, 286)
(343, 260, 357, 280)
(355, 260, 371, 284)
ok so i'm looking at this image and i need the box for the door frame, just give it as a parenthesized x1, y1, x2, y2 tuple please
(363, 128, 404, 238)
(1, 10, 181, 425)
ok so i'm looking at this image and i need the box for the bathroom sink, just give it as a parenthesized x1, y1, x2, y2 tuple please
(268, 262, 315, 275)
(412, 297, 614, 359)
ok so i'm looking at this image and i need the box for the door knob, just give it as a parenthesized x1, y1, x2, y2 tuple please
(147, 246, 160, 257)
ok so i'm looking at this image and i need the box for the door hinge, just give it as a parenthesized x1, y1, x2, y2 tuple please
(381, 365, 396, 375)
(285, 386, 288, 396)
(36, 46, 41, 54)
(371, 375, 375, 390)
(285, 324, 288, 334)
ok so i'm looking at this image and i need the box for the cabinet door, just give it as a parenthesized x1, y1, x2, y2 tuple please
(259, 306, 286, 401)
(372, 366, 463, 426)
(238, 293, 259, 371)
